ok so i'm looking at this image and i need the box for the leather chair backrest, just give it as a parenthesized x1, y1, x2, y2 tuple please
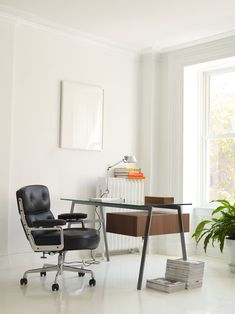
(16, 185, 54, 227)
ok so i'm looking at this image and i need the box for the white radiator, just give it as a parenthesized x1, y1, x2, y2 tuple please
(97, 177, 144, 253)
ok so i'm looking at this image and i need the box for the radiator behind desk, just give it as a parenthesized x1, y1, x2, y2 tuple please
(97, 177, 144, 253)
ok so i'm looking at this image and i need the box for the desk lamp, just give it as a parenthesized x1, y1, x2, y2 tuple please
(101, 155, 137, 198)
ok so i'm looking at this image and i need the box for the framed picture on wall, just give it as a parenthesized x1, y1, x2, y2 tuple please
(60, 80, 104, 151)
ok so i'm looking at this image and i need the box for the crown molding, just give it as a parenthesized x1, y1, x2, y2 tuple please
(141, 30, 235, 55)
(1, 4, 235, 57)
(159, 30, 235, 53)
(0, 5, 140, 56)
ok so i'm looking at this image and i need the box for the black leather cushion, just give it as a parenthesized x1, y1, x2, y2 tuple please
(33, 228, 100, 251)
(26, 210, 55, 227)
(16, 185, 50, 214)
(16, 185, 54, 227)
(58, 213, 87, 220)
(32, 219, 66, 227)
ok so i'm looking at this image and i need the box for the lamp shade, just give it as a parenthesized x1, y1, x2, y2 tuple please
(123, 155, 137, 163)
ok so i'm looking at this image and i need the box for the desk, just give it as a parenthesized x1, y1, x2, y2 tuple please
(61, 198, 191, 290)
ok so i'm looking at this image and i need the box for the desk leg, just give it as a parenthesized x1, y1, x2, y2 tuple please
(137, 206, 153, 290)
(67, 201, 76, 228)
(177, 206, 187, 261)
(70, 201, 76, 213)
(99, 206, 110, 262)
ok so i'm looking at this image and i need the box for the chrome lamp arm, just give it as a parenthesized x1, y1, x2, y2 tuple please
(101, 155, 137, 198)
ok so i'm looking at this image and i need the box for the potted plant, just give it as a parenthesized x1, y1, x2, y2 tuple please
(192, 199, 235, 271)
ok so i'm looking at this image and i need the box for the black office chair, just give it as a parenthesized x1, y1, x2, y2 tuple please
(16, 184, 100, 291)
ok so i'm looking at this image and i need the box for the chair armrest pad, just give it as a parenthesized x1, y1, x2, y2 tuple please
(32, 219, 66, 228)
(58, 213, 87, 220)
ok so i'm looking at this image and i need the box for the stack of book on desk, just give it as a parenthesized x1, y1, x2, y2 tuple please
(146, 277, 185, 293)
(89, 197, 124, 203)
(113, 167, 145, 179)
(165, 258, 205, 289)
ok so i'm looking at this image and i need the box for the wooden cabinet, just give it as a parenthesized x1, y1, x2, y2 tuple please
(106, 211, 189, 237)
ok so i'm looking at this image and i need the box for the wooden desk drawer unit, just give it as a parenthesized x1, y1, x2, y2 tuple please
(106, 211, 190, 237)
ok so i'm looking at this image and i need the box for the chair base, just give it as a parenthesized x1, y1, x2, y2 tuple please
(20, 252, 96, 291)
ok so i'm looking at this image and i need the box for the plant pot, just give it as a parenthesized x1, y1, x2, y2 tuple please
(226, 238, 235, 272)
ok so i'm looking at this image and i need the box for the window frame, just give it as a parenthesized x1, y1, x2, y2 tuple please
(200, 66, 235, 205)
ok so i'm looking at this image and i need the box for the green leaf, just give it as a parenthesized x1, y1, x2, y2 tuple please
(218, 232, 226, 252)
(211, 218, 220, 222)
(222, 211, 235, 219)
(212, 206, 226, 215)
(211, 200, 235, 212)
(195, 230, 210, 244)
(204, 232, 213, 252)
(193, 220, 211, 236)
(211, 199, 231, 206)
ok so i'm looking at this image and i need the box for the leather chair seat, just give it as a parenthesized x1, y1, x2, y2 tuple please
(33, 228, 100, 251)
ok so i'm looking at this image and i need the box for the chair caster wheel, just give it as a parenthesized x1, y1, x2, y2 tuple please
(40, 272, 46, 277)
(89, 278, 96, 287)
(52, 283, 59, 291)
(20, 278, 28, 286)
(78, 272, 85, 277)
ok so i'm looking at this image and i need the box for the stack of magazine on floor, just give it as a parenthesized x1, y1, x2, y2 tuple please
(146, 277, 185, 293)
(165, 258, 205, 289)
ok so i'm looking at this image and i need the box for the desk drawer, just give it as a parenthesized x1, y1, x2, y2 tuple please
(106, 211, 189, 237)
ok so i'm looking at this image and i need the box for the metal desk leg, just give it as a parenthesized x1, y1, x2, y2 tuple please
(137, 206, 153, 290)
(177, 206, 187, 261)
(99, 206, 110, 262)
(70, 201, 76, 213)
(67, 201, 76, 228)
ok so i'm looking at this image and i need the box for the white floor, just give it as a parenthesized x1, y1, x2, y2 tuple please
(0, 252, 235, 314)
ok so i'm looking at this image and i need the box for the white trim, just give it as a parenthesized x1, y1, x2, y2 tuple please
(207, 134, 235, 139)
(202, 72, 210, 204)
(0, 5, 139, 55)
(160, 31, 235, 53)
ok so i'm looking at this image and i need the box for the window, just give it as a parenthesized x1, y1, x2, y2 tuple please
(203, 69, 235, 202)
(184, 58, 235, 207)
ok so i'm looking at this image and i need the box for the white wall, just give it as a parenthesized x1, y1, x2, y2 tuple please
(0, 16, 15, 255)
(0, 15, 140, 255)
(138, 49, 159, 195)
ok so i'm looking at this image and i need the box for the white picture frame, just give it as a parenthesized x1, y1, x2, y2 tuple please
(60, 80, 104, 151)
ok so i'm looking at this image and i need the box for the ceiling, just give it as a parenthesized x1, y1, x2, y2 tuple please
(0, 0, 235, 51)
